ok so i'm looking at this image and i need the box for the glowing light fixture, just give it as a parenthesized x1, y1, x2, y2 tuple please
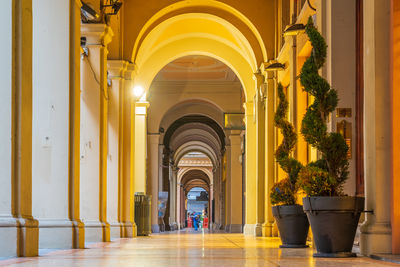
(133, 85, 144, 98)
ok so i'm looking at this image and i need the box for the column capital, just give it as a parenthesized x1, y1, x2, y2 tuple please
(253, 70, 265, 88)
(81, 24, 114, 47)
(108, 60, 128, 79)
(135, 101, 150, 116)
(124, 63, 137, 81)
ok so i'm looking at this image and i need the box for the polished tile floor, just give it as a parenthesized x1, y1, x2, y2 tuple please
(0, 230, 396, 266)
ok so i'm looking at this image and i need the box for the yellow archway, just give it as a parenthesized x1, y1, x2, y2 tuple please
(131, 2, 266, 236)
(131, 10, 268, 101)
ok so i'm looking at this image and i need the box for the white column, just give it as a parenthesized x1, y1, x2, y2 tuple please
(227, 131, 243, 233)
(31, 0, 75, 249)
(107, 60, 128, 239)
(169, 165, 178, 230)
(121, 64, 136, 237)
(148, 134, 160, 233)
(80, 23, 113, 243)
(134, 101, 150, 193)
(359, 0, 392, 255)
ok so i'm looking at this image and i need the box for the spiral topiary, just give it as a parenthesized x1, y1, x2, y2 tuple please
(270, 83, 303, 206)
(297, 17, 349, 196)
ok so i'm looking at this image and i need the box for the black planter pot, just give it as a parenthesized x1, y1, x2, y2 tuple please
(302, 196, 365, 258)
(272, 204, 309, 248)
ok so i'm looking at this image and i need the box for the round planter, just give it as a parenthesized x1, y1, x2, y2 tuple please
(302, 196, 365, 258)
(272, 204, 309, 248)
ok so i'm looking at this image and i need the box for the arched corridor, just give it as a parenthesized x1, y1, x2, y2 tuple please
(0, 0, 399, 265)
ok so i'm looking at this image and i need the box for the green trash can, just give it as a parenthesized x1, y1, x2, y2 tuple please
(134, 192, 152, 236)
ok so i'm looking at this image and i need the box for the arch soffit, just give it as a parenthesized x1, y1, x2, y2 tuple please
(132, 6, 266, 101)
(174, 141, 219, 166)
(158, 100, 225, 133)
(134, 34, 256, 101)
(178, 167, 213, 184)
(163, 115, 226, 150)
(170, 125, 222, 151)
(180, 169, 211, 186)
(132, 1, 268, 65)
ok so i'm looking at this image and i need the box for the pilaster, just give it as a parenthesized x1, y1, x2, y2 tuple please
(107, 60, 128, 239)
(148, 134, 160, 233)
(243, 101, 258, 236)
(134, 101, 150, 194)
(10, 0, 39, 256)
(254, 71, 266, 237)
(80, 23, 113, 243)
(226, 131, 243, 233)
(121, 63, 137, 237)
(261, 70, 276, 237)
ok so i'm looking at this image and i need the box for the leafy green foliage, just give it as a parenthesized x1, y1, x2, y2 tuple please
(270, 178, 297, 205)
(297, 17, 349, 196)
(270, 83, 303, 205)
(297, 166, 337, 196)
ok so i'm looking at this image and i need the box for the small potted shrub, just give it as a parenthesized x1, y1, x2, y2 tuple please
(297, 17, 364, 257)
(270, 83, 309, 248)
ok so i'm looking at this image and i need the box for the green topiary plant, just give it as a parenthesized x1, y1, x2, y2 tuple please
(297, 17, 349, 197)
(270, 83, 303, 205)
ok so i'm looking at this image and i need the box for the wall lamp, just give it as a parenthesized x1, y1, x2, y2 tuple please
(264, 61, 286, 71)
(283, 23, 306, 36)
(132, 85, 147, 101)
(81, 1, 100, 23)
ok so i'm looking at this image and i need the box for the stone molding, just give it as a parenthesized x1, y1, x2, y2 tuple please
(81, 24, 114, 47)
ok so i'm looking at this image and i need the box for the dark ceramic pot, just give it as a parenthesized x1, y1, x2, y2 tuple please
(272, 204, 309, 248)
(303, 196, 365, 258)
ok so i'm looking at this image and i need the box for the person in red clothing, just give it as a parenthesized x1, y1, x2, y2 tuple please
(203, 216, 209, 229)
(187, 212, 193, 228)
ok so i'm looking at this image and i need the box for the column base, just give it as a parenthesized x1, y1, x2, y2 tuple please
(169, 222, 178, 231)
(120, 221, 135, 237)
(243, 223, 263, 236)
(109, 221, 121, 240)
(262, 222, 274, 237)
(360, 221, 392, 255)
(225, 224, 243, 233)
(83, 220, 105, 243)
(151, 224, 160, 233)
(37, 219, 84, 249)
(18, 216, 39, 256)
(0, 216, 19, 257)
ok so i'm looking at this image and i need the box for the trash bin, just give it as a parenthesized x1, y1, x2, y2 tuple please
(134, 192, 152, 236)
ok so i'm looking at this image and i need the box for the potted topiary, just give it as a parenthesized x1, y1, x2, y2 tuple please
(297, 17, 365, 257)
(270, 83, 309, 248)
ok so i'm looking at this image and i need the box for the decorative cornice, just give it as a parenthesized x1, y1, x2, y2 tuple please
(108, 60, 128, 79)
(81, 24, 114, 47)
(135, 101, 150, 116)
(124, 63, 136, 80)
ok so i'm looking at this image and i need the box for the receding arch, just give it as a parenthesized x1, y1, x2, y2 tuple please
(174, 141, 219, 168)
(132, 10, 264, 101)
(163, 115, 226, 150)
